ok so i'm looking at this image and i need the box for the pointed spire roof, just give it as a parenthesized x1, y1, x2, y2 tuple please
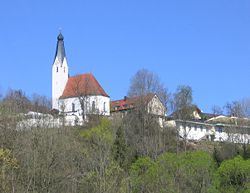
(54, 32, 66, 64)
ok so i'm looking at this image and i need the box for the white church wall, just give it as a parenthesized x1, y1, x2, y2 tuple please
(59, 95, 110, 117)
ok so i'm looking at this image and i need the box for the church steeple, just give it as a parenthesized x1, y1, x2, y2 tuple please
(54, 32, 66, 64)
(52, 32, 69, 110)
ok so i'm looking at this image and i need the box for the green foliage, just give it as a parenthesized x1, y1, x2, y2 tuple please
(80, 117, 113, 145)
(214, 156, 250, 193)
(113, 126, 128, 168)
(1, 92, 250, 193)
(157, 151, 216, 193)
(130, 157, 157, 193)
(129, 151, 216, 193)
(80, 118, 114, 172)
(80, 118, 127, 193)
(242, 144, 250, 159)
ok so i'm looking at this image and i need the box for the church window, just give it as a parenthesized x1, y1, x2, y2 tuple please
(64, 67, 65, 73)
(72, 103, 75, 112)
(92, 101, 95, 112)
(56, 67, 58, 72)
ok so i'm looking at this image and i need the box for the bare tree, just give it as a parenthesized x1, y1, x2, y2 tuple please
(224, 100, 250, 145)
(211, 105, 223, 116)
(71, 75, 90, 121)
(241, 98, 250, 117)
(0, 87, 2, 100)
(225, 101, 245, 118)
(172, 85, 193, 152)
(12, 126, 85, 193)
(61, 74, 104, 127)
(30, 94, 51, 113)
(172, 85, 192, 113)
(128, 69, 169, 109)
(59, 100, 67, 127)
(0, 89, 30, 149)
(2, 89, 31, 114)
(123, 69, 172, 158)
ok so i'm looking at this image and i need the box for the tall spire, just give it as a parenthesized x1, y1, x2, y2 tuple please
(54, 32, 66, 64)
(52, 32, 69, 110)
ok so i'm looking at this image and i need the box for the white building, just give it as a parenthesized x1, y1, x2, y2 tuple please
(165, 108, 250, 144)
(52, 33, 110, 124)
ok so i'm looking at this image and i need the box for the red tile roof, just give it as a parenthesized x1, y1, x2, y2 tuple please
(111, 94, 155, 112)
(111, 98, 135, 112)
(60, 73, 109, 99)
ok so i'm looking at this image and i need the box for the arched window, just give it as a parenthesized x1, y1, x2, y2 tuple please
(92, 101, 95, 112)
(72, 103, 75, 112)
(56, 67, 58, 72)
(64, 67, 65, 73)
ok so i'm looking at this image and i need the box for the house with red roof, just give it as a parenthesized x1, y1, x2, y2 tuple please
(111, 94, 166, 117)
(52, 33, 110, 124)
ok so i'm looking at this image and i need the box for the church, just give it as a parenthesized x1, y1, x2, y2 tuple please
(52, 33, 110, 123)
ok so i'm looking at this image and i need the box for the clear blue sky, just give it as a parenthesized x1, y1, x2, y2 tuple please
(0, 0, 250, 113)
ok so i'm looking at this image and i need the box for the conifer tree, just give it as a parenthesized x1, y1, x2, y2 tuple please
(113, 126, 128, 168)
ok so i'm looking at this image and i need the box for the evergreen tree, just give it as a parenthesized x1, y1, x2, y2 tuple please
(113, 126, 128, 168)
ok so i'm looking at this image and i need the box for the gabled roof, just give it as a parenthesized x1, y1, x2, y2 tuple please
(60, 73, 109, 99)
(111, 94, 155, 112)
